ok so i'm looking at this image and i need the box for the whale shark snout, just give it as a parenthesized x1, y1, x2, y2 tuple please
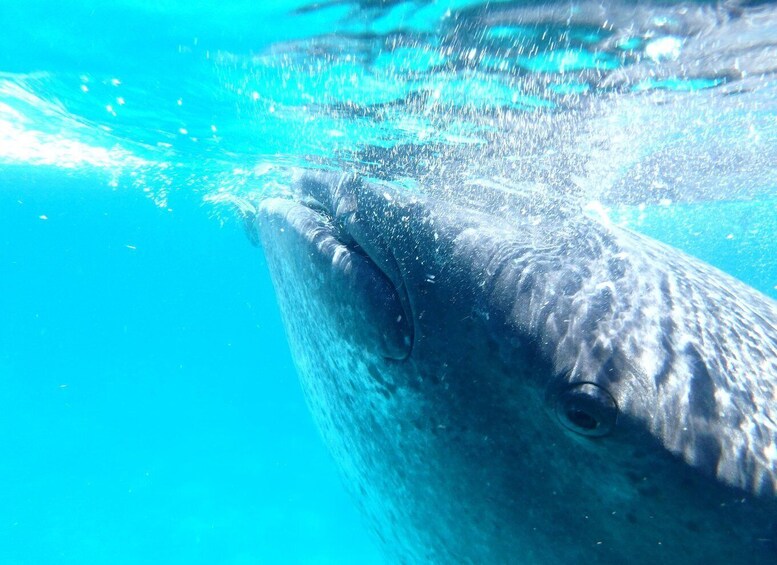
(256, 171, 777, 564)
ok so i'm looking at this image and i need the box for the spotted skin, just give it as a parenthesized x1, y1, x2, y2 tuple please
(255, 172, 777, 564)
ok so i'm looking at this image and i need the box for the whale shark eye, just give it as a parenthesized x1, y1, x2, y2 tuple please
(554, 382, 617, 437)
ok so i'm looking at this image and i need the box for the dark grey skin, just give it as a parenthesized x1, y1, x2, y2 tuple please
(255, 171, 777, 564)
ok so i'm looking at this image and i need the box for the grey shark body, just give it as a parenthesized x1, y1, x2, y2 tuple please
(255, 171, 777, 564)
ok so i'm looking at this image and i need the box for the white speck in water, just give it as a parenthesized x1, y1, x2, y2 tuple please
(116, 97, 125, 105)
(111, 78, 121, 86)
(645, 36, 682, 61)
(126, 245, 137, 250)
(176, 98, 183, 106)
(39, 215, 48, 220)
(179, 128, 188, 135)
(80, 84, 89, 93)
(726, 233, 734, 240)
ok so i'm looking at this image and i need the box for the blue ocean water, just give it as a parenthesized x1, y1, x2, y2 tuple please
(0, 171, 383, 564)
(1, 1, 776, 564)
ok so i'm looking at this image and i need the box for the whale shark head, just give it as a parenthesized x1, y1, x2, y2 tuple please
(255, 171, 777, 564)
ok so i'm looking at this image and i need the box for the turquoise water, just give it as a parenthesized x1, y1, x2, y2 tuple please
(0, 173, 381, 563)
(1, 1, 776, 563)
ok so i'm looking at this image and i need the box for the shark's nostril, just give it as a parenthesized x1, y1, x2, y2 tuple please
(300, 195, 329, 216)
(300, 195, 358, 248)
(283, 194, 413, 361)
(339, 208, 415, 359)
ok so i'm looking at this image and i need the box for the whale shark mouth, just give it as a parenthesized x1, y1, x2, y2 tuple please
(258, 175, 414, 361)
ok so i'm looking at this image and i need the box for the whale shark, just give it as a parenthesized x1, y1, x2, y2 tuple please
(253, 170, 777, 564)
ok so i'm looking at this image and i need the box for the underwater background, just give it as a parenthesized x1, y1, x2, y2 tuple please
(1, 1, 775, 563)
